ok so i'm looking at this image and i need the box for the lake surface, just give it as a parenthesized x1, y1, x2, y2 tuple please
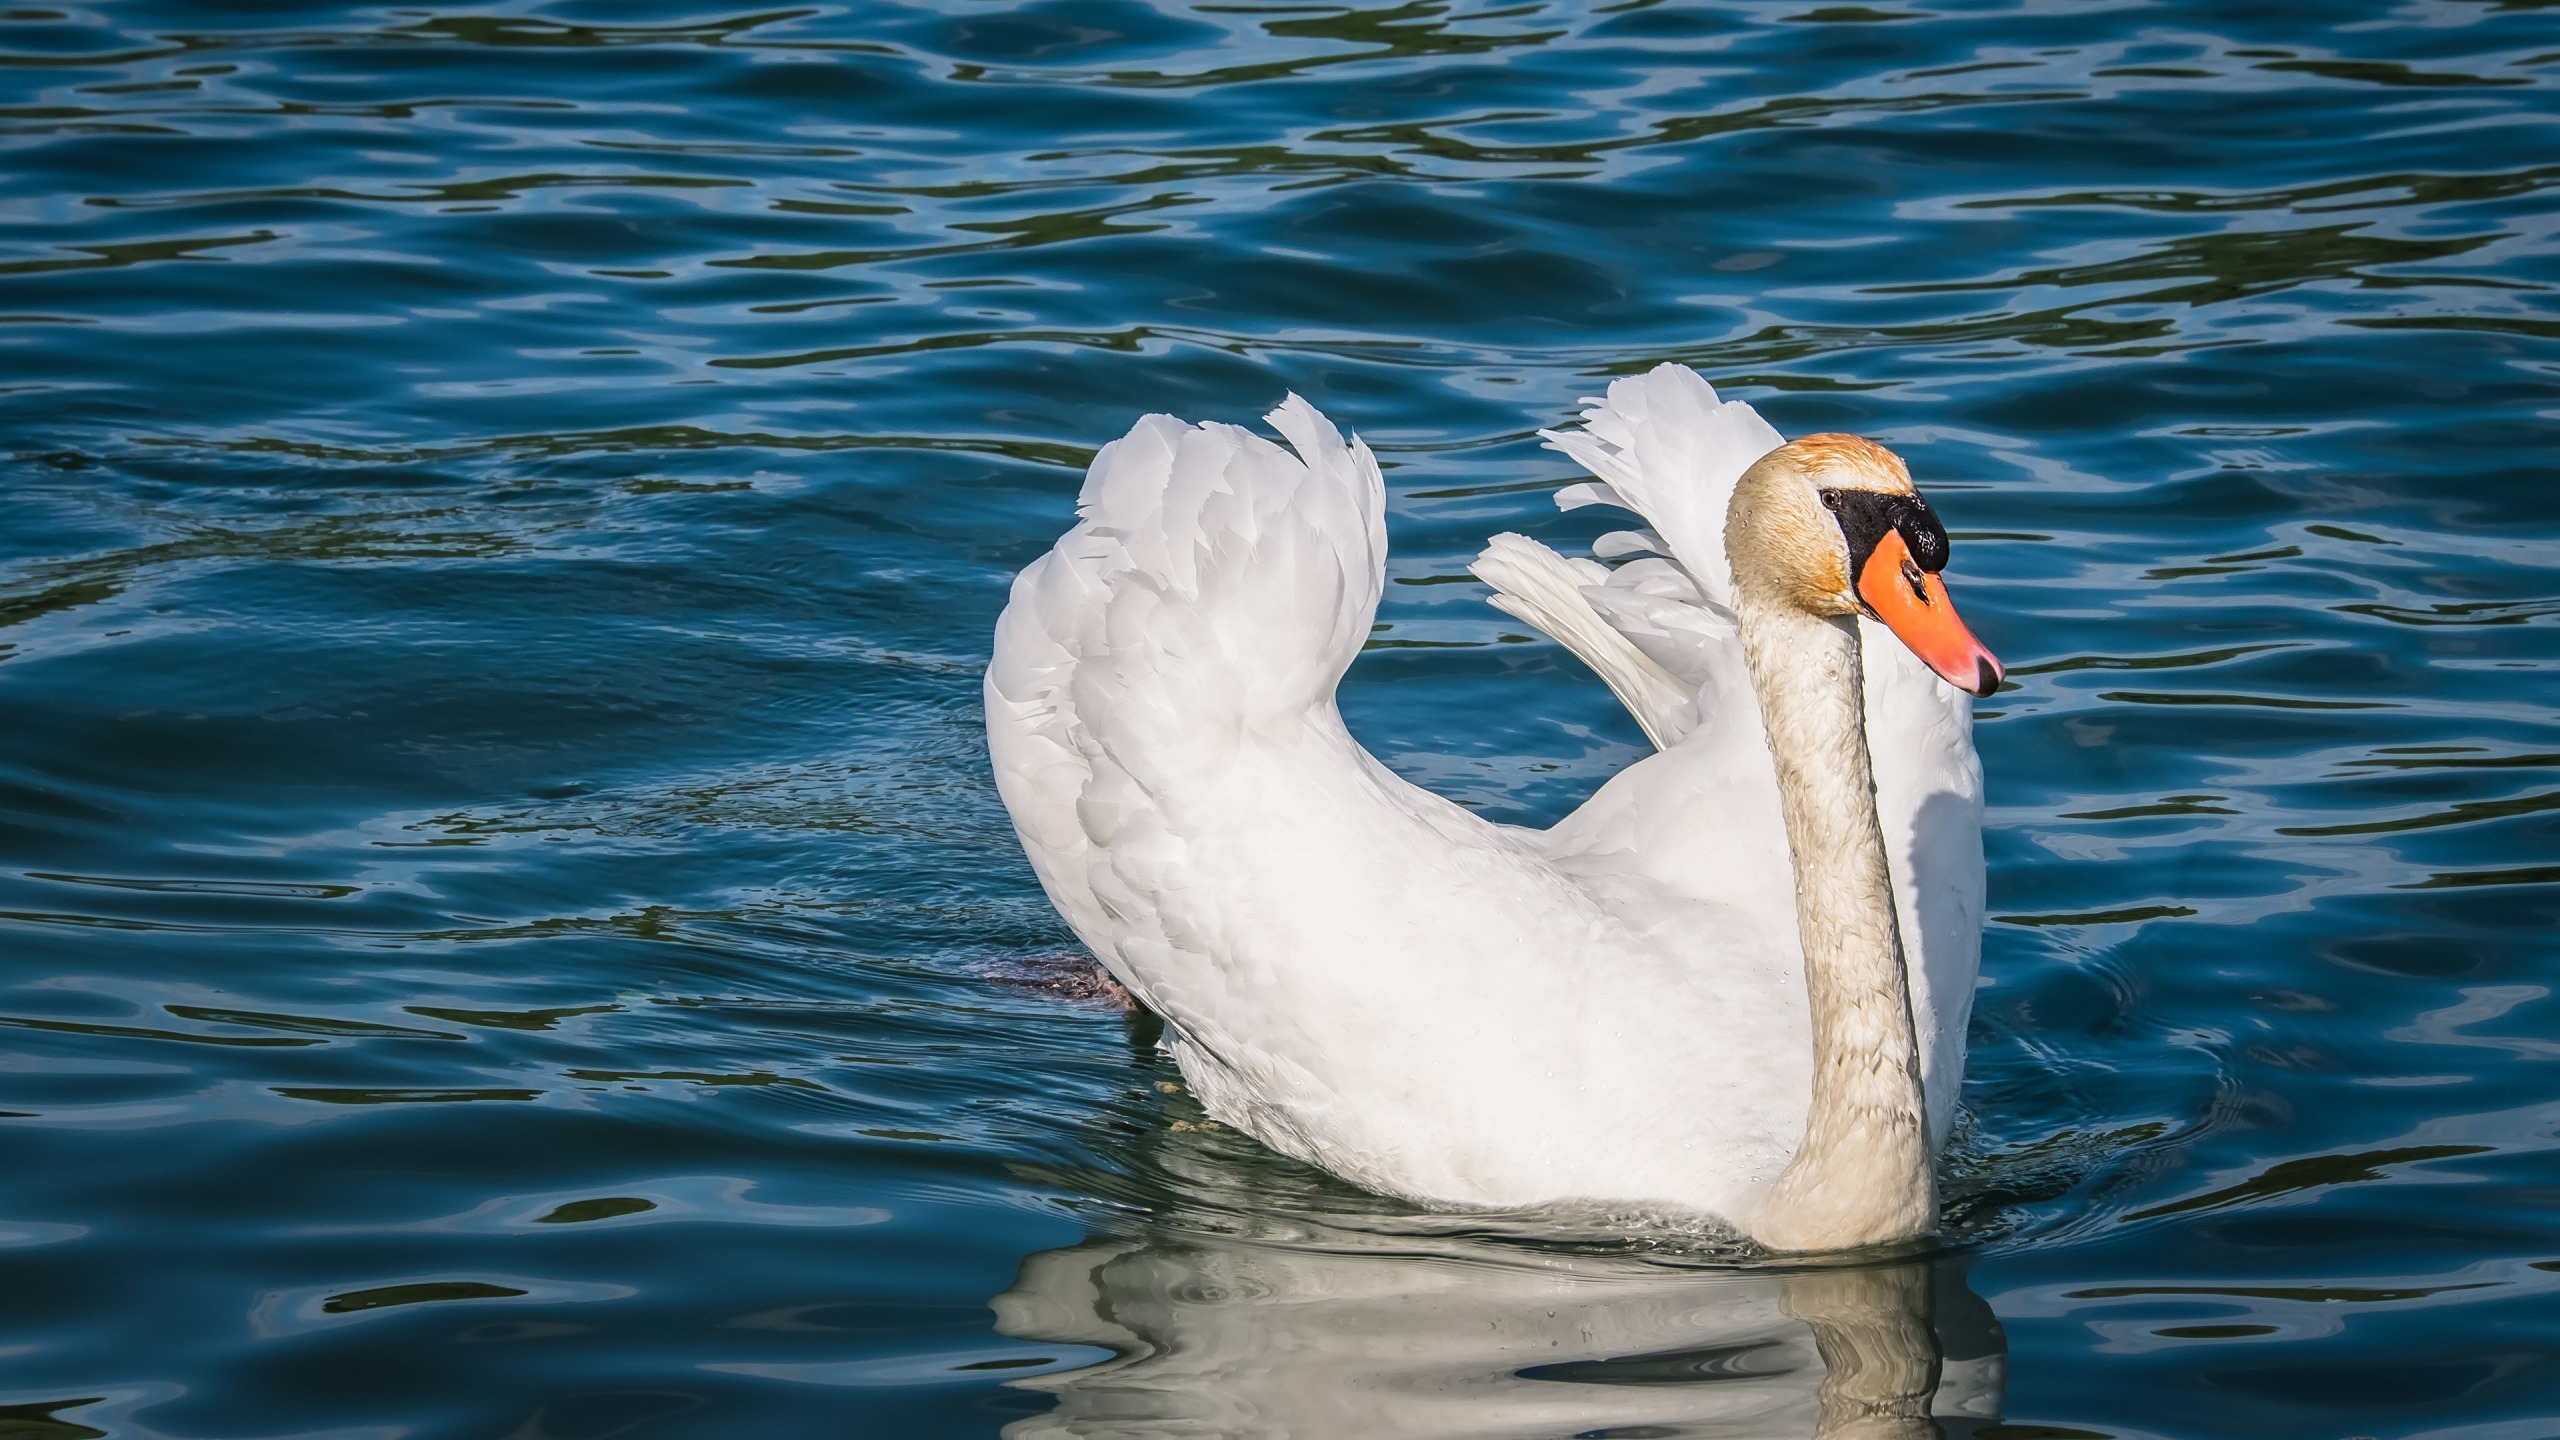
(4, 1, 2558, 1435)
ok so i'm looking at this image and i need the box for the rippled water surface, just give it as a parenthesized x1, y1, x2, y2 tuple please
(5, 0, 2559, 1435)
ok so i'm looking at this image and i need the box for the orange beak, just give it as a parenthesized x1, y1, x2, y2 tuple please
(1855, 528, 2003, 698)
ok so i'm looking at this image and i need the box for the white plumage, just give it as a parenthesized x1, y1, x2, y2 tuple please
(985, 363, 1984, 1234)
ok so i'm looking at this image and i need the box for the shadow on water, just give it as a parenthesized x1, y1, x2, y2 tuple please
(994, 1212, 2005, 1439)
(981, 1014, 2016, 1440)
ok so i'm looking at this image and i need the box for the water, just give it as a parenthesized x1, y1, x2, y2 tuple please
(3, 0, 2556, 1434)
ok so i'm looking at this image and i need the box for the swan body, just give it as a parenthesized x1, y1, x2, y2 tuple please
(986, 364, 1991, 1247)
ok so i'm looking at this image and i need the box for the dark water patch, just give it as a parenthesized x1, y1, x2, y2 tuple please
(2058, 796, 2237, 822)
(1993, 904, 2198, 930)
(273, 1087, 547, 1105)
(2122, 1146, 2498, 1222)
(1521, 1337, 1800, 1386)
(2070, 1282, 2498, 1304)
(0, 1399, 110, 1440)
(534, 1196, 657, 1225)
(2278, 787, 2560, 837)
(321, 1279, 530, 1313)
(0, 1013, 319, 1048)
(2400, 864, 2560, 891)
(406, 1003, 623, 1031)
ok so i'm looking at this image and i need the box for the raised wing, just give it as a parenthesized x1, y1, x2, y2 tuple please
(1473, 364, 1781, 751)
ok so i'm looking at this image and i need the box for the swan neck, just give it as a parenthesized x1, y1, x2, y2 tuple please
(1728, 467, 1934, 1251)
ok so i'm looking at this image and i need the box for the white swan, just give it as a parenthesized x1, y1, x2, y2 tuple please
(985, 363, 2001, 1250)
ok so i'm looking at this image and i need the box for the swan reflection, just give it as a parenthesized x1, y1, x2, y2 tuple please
(992, 1216, 2004, 1439)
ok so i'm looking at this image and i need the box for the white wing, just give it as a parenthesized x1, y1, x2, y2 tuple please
(1472, 364, 1774, 753)
(1468, 533, 1696, 749)
(986, 399, 1385, 1003)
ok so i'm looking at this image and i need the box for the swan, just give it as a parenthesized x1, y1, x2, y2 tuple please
(985, 363, 2001, 1251)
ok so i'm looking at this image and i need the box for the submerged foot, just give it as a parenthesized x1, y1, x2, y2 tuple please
(981, 951, 1139, 1011)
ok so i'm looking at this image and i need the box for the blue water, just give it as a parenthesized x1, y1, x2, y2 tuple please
(5, 1, 2558, 1435)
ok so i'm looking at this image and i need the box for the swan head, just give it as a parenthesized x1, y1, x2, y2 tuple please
(1729, 433, 2005, 698)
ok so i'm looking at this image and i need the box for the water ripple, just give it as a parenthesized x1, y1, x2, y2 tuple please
(4, 0, 2558, 1435)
